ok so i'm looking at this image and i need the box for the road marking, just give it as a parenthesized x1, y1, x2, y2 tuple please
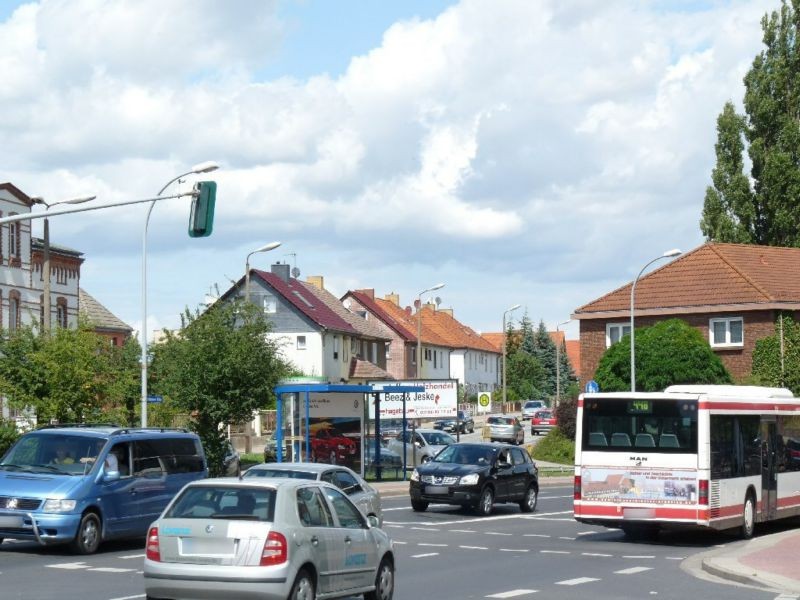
(540, 550, 569, 554)
(558, 536, 575, 540)
(410, 527, 440, 531)
(615, 567, 653, 575)
(485, 532, 513, 536)
(460, 545, 489, 550)
(523, 534, 550, 538)
(393, 541, 408, 544)
(499, 548, 529, 552)
(576, 531, 599, 536)
(556, 577, 600, 586)
(89, 567, 136, 573)
(450, 529, 476, 533)
(486, 590, 538, 598)
(411, 552, 439, 558)
(582, 553, 612, 557)
(107, 595, 145, 600)
(664, 557, 686, 560)
(418, 543, 448, 547)
(47, 562, 89, 570)
(622, 555, 655, 559)
(118, 553, 145, 559)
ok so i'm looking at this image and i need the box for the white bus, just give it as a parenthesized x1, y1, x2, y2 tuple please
(573, 385, 800, 539)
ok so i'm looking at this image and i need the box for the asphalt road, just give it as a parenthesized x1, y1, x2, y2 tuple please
(2, 484, 797, 600)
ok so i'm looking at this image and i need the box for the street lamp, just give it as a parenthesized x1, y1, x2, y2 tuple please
(141, 161, 219, 428)
(30, 195, 97, 333)
(245, 241, 282, 303)
(555, 319, 571, 407)
(630, 248, 682, 392)
(502, 304, 521, 408)
(416, 283, 445, 378)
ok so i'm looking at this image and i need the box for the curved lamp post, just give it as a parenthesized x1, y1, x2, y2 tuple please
(630, 248, 682, 392)
(416, 283, 445, 378)
(30, 195, 97, 333)
(245, 241, 282, 303)
(502, 304, 521, 407)
(141, 161, 219, 428)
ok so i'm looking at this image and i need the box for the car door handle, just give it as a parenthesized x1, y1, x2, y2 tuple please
(310, 536, 319, 546)
(344, 536, 352, 544)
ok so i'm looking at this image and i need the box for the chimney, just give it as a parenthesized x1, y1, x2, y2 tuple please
(424, 302, 436, 311)
(384, 292, 399, 306)
(271, 262, 290, 282)
(357, 288, 375, 301)
(439, 308, 453, 317)
(307, 275, 324, 290)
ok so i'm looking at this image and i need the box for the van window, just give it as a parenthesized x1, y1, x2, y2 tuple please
(133, 438, 204, 476)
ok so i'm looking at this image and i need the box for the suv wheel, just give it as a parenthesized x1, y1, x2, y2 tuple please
(519, 485, 538, 513)
(411, 500, 428, 512)
(475, 487, 494, 516)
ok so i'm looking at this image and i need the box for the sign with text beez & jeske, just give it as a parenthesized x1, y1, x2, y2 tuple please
(369, 379, 457, 419)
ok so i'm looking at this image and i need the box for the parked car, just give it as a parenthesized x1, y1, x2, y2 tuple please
(311, 428, 358, 464)
(363, 438, 404, 471)
(484, 415, 525, 445)
(144, 478, 395, 600)
(433, 411, 475, 434)
(244, 462, 383, 526)
(409, 442, 538, 516)
(222, 440, 241, 476)
(378, 419, 407, 441)
(0, 425, 207, 554)
(386, 429, 455, 466)
(521, 400, 548, 420)
(530, 410, 557, 435)
(262, 429, 292, 462)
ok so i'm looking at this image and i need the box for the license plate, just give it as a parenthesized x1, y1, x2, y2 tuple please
(426, 485, 449, 495)
(0, 515, 23, 528)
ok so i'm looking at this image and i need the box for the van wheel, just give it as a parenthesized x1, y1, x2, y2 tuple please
(289, 568, 315, 600)
(70, 512, 101, 555)
(741, 494, 756, 540)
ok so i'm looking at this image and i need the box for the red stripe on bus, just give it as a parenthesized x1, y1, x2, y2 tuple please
(574, 503, 706, 520)
(777, 495, 800, 509)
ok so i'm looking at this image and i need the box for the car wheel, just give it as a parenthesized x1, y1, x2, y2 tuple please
(741, 493, 756, 540)
(411, 500, 428, 512)
(475, 487, 494, 516)
(469, 424, 475, 433)
(364, 556, 394, 600)
(519, 485, 538, 513)
(289, 568, 315, 600)
(70, 511, 101, 555)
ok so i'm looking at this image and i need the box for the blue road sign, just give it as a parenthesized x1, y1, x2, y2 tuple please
(585, 380, 600, 393)
(147, 395, 163, 403)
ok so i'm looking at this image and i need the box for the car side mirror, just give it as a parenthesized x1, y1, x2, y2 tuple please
(367, 514, 380, 529)
(103, 470, 120, 482)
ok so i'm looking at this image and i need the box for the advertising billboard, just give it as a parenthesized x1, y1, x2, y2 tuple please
(580, 467, 698, 504)
(369, 379, 458, 419)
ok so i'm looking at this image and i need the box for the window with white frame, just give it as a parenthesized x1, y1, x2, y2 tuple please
(297, 335, 306, 350)
(709, 317, 743, 347)
(606, 323, 631, 347)
(333, 336, 339, 359)
(385, 341, 391, 360)
(262, 294, 277, 314)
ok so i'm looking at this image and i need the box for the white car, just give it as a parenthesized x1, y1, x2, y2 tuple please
(144, 477, 395, 600)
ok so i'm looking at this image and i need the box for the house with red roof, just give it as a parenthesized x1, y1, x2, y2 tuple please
(572, 242, 800, 387)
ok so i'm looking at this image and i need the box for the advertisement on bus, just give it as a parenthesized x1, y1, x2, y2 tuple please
(581, 467, 698, 504)
(369, 379, 458, 419)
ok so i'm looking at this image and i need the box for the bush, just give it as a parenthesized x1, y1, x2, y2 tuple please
(554, 395, 578, 440)
(530, 428, 574, 465)
(0, 420, 20, 458)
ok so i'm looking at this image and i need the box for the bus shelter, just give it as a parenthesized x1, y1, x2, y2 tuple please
(274, 383, 424, 480)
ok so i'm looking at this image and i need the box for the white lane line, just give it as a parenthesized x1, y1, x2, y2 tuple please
(486, 590, 538, 598)
(381, 507, 411, 512)
(393, 541, 408, 545)
(540, 550, 569, 554)
(499, 548, 530, 553)
(556, 577, 600, 586)
(615, 567, 653, 575)
(523, 534, 550, 538)
(582, 553, 612, 557)
(665, 556, 686, 560)
(576, 531, 599, 536)
(418, 543, 448, 547)
(450, 529, 476, 533)
(558, 537, 575, 540)
(410, 527, 440, 531)
(118, 553, 146, 559)
(47, 562, 89, 570)
(89, 567, 136, 573)
(485, 532, 513, 536)
(411, 552, 439, 558)
(108, 595, 145, 600)
(386, 525, 405, 528)
(622, 555, 655, 559)
(460, 545, 489, 550)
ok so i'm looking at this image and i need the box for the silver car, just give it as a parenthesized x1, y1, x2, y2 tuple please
(484, 415, 525, 445)
(143, 478, 395, 600)
(244, 462, 383, 527)
(386, 428, 455, 466)
(521, 400, 548, 420)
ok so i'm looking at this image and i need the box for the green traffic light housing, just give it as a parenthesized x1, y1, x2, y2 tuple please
(188, 181, 216, 238)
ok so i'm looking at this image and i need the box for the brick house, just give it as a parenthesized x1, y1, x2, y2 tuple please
(572, 242, 800, 387)
(78, 288, 133, 347)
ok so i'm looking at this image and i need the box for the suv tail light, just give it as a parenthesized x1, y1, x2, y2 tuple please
(698, 479, 709, 505)
(146, 527, 161, 562)
(574, 475, 582, 500)
(260, 531, 287, 566)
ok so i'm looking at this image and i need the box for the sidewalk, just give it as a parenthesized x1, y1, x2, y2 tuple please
(701, 527, 800, 594)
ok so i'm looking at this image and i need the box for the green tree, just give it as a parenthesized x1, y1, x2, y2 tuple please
(595, 319, 732, 392)
(701, 1, 800, 246)
(519, 311, 536, 355)
(533, 320, 557, 397)
(506, 351, 546, 400)
(150, 300, 289, 476)
(103, 336, 142, 427)
(752, 314, 800, 394)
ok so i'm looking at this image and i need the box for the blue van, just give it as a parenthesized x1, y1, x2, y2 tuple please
(0, 425, 207, 554)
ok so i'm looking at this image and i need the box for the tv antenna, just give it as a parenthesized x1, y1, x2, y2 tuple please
(285, 252, 300, 279)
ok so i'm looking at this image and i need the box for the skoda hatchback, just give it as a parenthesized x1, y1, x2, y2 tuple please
(144, 478, 395, 600)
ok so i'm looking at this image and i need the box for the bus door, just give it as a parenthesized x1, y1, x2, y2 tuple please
(760, 420, 778, 521)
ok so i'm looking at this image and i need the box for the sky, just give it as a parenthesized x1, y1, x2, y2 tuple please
(0, 0, 779, 341)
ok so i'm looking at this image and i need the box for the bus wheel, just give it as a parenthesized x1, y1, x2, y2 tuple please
(740, 494, 756, 540)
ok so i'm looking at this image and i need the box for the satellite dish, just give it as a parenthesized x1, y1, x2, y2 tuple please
(435, 296, 442, 306)
(291, 267, 301, 278)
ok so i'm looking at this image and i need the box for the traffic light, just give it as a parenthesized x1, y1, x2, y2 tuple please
(188, 181, 216, 238)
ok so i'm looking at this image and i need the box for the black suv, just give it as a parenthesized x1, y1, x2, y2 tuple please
(433, 410, 475, 434)
(409, 442, 538, 516)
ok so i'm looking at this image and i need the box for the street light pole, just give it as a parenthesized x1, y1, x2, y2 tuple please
(245, 242, 282, 303)
(416, 283, 445, 379)
(31, 195, 96, 333)
(141, 161, 219, 428)
(630, 248, 682, 392)
(502, 304, 521, 408)
(555, 319, 571, 407)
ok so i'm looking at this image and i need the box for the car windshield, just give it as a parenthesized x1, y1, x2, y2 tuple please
(0, 433, 106, 476)
(420, 431, 455, 445)
(244, 468, 316, 480)
(488, 417, 515, 425)
(433, 445, 495, 465)
(165, 486, 276, 521)
(524, 402, 543, 409)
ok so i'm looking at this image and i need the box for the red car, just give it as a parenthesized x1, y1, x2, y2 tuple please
(310, 428, 357, 464)
(531, 410, 557, 435)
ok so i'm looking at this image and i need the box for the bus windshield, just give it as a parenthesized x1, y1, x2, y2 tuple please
(582, 397, 697, 453)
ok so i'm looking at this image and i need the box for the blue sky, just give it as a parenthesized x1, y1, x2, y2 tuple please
(0, 0, 780, 344)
